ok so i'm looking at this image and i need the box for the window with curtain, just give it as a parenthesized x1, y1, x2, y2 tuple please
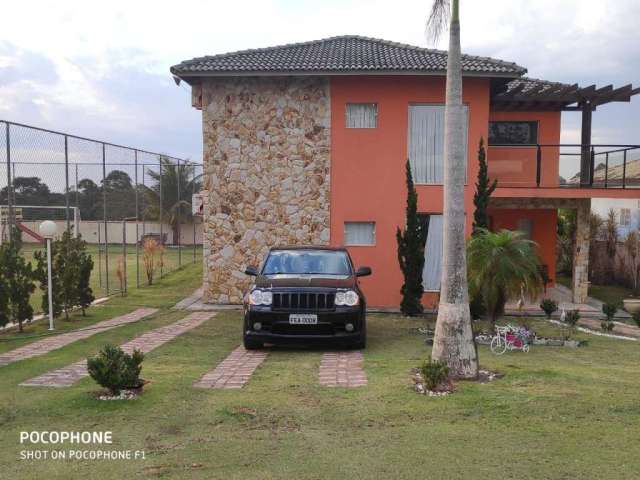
(516, 218, 533, 240)
(422, 214, 443, 291)
(344, 222, 376, 245)
(345, 103, 377, 128)
(408, 105, 468, 184)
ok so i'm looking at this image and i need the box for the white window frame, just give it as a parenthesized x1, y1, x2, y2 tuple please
(345, 103, 378, 129)
(620, 208, 631, 226)
(344, 221, 376, 246)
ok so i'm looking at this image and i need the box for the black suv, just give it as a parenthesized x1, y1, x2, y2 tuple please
(243, 246, 371, 349)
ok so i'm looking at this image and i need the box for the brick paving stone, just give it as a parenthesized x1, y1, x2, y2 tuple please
(20, 312, 214, 387)
(318, 351, 367, 387)
(0, 308, 158, 367)
(194, 346, 268, 389)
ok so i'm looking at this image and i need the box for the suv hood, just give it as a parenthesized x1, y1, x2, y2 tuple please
(255, 274, 355, 289)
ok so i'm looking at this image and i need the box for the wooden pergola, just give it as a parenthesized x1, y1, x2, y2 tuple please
(491, 78, 640, 185)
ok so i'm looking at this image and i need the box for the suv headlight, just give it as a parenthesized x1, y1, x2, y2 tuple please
(335, 290, 359, 306)
(249, 289, 272, 306)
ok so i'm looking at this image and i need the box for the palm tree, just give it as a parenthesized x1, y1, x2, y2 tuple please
(427, 0, 478, 378)
(467, 230, 543, 329)
(144, 156, 202, 244)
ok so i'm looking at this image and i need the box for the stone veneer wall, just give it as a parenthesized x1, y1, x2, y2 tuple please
(200, 77, 331, 303)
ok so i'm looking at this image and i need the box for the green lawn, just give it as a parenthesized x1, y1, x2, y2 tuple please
(2, 267, 640, 479)
(19, 243, 202, 312)
(557, 274, 634, 309)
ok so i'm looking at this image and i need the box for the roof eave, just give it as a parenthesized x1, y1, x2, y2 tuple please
(171, 68, 525, 84)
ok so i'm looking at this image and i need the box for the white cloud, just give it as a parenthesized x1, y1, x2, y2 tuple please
(0, 0, 639, 160)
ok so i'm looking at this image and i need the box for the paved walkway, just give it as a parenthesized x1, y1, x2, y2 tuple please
(318, 351, 367, 387)
(194, 346, 268, 389)
(21, 312, 214, 387)
(0, 308, 158, 367)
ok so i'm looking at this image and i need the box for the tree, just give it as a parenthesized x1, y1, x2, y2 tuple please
(143, 156, 201, 244)
(77, 178, 100, 221)
(427, 0, 478, 378)
(396, 160, 427, 315)
(34, 242, 63, 319)
(0, 228, 36, 332)
(100, 170, 137, 220)
(468, 229, 543, 329)
(77, 237, 95, 315)
(472, 138, 496, 235)
(624, 230, 640, 294)
(604, 208, 619, 282)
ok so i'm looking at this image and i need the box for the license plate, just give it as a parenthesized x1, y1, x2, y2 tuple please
(289, 314, 318, 325)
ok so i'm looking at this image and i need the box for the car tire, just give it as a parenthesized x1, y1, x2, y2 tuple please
(243, 336, 263, 350)
(352, 336, 366, 350)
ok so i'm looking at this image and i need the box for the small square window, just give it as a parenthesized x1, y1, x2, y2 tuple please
(346, 103, 377, 128)
(488, 121, 538, 145)
(344, 222, 375, 245)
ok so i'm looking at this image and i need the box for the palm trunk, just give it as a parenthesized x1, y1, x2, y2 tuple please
(431, 0, 479, 379)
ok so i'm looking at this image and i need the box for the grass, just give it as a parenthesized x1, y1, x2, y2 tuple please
(18, 243, 202, 312)
(558, 274, 635, 314)
(2, 267, 640, 479)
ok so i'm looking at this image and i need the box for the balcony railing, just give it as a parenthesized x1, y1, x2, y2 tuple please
(487, 144, 640, 189)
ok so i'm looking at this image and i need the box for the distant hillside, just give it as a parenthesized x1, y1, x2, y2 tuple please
(567, 156, 640, 186)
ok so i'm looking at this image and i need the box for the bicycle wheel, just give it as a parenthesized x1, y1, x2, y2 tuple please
(490, 336, 507, 355)
(522, 344, 530, 353)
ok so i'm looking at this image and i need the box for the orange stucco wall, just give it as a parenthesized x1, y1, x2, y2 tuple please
(329, 76, 489, 307)
(487, 208, 558, 286)
(487, 111, 561, 188)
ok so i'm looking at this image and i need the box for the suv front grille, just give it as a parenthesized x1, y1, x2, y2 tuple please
(272, 292, 335, 311)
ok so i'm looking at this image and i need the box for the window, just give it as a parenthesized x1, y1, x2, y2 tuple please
(620, 208, 631, 226)
(421, 215, 443, 291)
(344, 222, 375, 246)
(262, 250, 351, 276)
(488, 121, 538, 145)
(408, 105, 469, 184)
(517, 218, 533, 240)
(346, 103, 377, 128)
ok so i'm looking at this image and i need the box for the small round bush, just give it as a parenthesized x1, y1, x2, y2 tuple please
(87, 344, 144, 395)
(420, 358, 450, 391)
(539, 299, 558, 319)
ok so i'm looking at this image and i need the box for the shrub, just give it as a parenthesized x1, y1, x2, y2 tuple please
(420, 358, 450, 391)
(142, 239, 164, 285)
(601, 320, 614, 332)
(540, 299, 558, 319)
(564, 309, 580, 327)
(602, 302, 617, 321)
(87, 344, 144, 395)
(469, 292, 486, 320)
(632, 311, 640, 328)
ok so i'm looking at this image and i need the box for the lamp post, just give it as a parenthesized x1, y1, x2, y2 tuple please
(39, 220, 57, 331)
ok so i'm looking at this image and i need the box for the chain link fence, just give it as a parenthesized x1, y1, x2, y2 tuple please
(0, 120, 203, 299)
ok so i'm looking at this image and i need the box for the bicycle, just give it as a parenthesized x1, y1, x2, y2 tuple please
(490, 325, 531, 355)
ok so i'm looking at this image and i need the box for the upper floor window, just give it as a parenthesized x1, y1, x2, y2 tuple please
(408, 104, 469, 184)
(620, 208, 631, 226)
(488, 121, 538, 145)
(346, 103, 377, 128)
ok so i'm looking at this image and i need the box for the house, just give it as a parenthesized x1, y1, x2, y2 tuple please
(171, 35, 640, 308)
(592, 198, 640, 239)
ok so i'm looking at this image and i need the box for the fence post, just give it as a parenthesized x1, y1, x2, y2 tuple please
(5, 122, 14, 238)
(623, 150, 627, 189)
(64, 135, 70, 233)
(102, 143, 109, 295)
(193, 166, 197, 264)
(159, 158, 163, 279)
(122, 219, 127, 294)
(604, 152, 609, 188)
(536, 145, 542, 187)
(134, 150, 140, 288)
(177, 158, 182, 268)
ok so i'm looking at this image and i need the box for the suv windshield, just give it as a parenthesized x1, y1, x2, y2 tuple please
(262, 250, 352, 276)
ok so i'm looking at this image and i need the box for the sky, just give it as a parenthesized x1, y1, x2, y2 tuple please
(0, 0, 639, 163)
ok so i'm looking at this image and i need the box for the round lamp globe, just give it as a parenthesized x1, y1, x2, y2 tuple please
(39, 220, 58, 239)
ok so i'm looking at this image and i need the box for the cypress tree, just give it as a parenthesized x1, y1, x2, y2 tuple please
(0, 227, 36, 332)
(77, 237, 95, 315)
(472, 137, 497, 235)
(396, 160, 427, 316)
